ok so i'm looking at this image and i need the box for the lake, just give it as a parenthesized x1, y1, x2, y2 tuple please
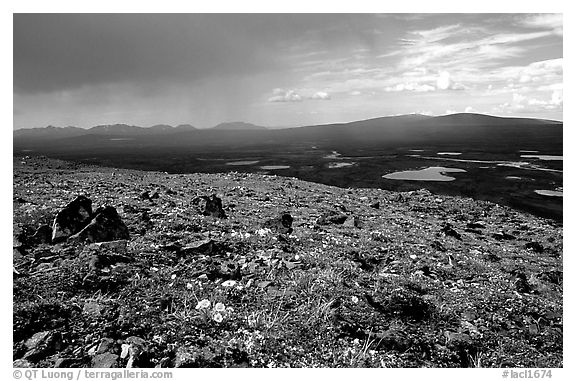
(535, 190, 563, 197)
(520, 155, 563, 161)
(260, 165, 290, 170)
(226, 160, 260, 166)
(383, 166, 467, 182)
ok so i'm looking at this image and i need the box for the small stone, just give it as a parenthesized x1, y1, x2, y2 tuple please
(90, 240, 128, 254)
(92, 352, 119, 368)
(343, 216, 362, 228)
(180, 239, 216, 257)
(96, 338, 115, 355)
(83, 301, 103, 317)
(13, 359, 33, 368)
(317, 210, 348, 225)
(23, 331, 62, 361)
(263, 212, 294, 234)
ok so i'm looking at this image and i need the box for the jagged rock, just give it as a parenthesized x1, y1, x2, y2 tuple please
(96, 338, 116, 354)
(349, 250, 380, 271)
(92, 352, 118, 368)
(150, 191, 160, 199)
(194, 195, 227, 218)
(263, 212, 294, 234)
(13, 359, 33, 368)
(139, 191, 150, 201)
(444, 331, 473, 347)
(69, 206, 129, 243)
(375, 329, 412, 351)
(513, 272, 531, 293)
(369, 201, 380, 209)
(13, 247, 25, 260)
(31, 224, 52, 245)
(525, 241, 544, 253)
(539, 270, 562, 285)
(467, 221, 485, 229)
(54, 357, 79, 368)
(123, 336, 149, 368)
(22, 330, 62, 361)
(492, 232, 516, 241)
(89, 240, 128, 254)
(441, 224, 462, 240)
(483, 252, 501, 262)
(180, 239, 217, 257)
(317, 210, 348, 225)
(88, 253, 132, 271)
(343, 215, 363, 228)
(431, 240, 446, 252)
(52, 195, 93, 243)
(13, 225, 25, 248)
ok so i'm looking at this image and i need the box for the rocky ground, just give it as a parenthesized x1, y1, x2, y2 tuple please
(12, 155, 562, 368)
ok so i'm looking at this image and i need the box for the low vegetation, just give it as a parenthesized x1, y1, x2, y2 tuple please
(13, 156, 562, 368)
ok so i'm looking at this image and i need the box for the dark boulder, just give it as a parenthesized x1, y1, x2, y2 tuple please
(441, 223, 462, 240)
(179, 239, 217, 257)
(51, 196, 93, 243)
(194, 195, 227, 219)
(263, 212, 294, 234)
(317, 210, 348, 225)
(69, 206, 129, 243)
(513, 271, 532, 293)
(31, 225, 52, 245)
(525, 241, 544, 253)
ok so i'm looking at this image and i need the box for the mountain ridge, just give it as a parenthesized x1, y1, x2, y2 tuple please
(13, 113, 561, 139)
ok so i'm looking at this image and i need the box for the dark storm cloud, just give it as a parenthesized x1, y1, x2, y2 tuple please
(13, 14, 388, 94)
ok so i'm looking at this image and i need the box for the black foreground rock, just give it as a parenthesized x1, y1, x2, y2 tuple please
(51, 195, 92, 242)
(13, 156, 563, 368)
(69, 206, 130, 243)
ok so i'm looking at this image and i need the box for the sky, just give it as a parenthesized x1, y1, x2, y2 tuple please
(13, 13, 563, 129)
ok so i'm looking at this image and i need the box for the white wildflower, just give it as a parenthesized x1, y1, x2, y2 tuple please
(221, 280, 237, 287)
(195, 299, 211, 310)
(213, 313, 223, 323)
(214, 302, 226, 312)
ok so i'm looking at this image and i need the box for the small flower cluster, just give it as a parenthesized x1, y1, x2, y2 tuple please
(195, 299, 234, 323)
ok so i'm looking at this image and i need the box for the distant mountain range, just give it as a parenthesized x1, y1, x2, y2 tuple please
(13, 113, 562, 153)
(13, 121, 268, 139)
(211, 122, 266, 131)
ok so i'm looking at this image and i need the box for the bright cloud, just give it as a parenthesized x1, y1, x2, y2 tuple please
(268, 89, 303, 103)
(521, 14, 562, 36)
(311, 91, 331, 100)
